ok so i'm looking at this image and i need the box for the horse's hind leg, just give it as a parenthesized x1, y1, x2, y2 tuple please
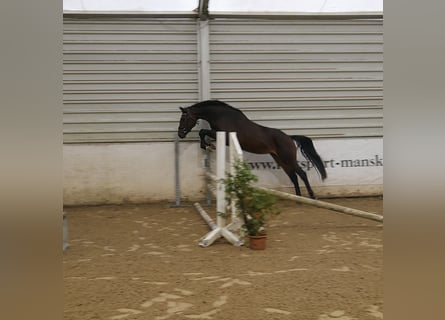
(271, 154, 302, 197)
(272, 151, 316, 199)
(288, 171, 302, 197)
(295, 166, 316, 199)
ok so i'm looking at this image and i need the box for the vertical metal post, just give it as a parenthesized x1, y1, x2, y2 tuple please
(198, 0, 210, 21)
(63, 212, 68, 252)
(174, 133, 181, 206)
(197, 19, 210, 101)
(197, 19, 212, 204)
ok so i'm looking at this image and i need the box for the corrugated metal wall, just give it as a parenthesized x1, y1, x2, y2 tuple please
(63, 17, 199, 142)
(63, 16, 382, 143)
(209, 19, 383, 138)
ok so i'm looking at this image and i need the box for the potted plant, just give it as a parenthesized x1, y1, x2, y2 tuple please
(224, 159, 279, 250)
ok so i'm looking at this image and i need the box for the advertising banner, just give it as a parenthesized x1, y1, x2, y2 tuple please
(241, 138, 383, 196)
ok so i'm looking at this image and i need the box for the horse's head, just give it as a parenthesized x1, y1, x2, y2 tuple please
(177, 107, 198, 138)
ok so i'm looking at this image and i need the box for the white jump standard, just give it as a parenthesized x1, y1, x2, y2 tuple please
(195, 132, 244, 247)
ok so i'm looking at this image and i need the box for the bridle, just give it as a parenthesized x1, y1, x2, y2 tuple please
(178, 108, 198, 137)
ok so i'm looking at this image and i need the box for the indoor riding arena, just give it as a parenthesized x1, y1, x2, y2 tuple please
(64, 199, 382, 320)
(63, 1, 383, 320)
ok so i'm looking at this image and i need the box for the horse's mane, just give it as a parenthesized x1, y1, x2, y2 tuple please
(190, 100, 243, 114)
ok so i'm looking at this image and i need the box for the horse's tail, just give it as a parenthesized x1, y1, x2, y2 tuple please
(291, 135, 327, 180)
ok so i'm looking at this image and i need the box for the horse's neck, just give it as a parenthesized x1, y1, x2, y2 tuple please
(192, 106, 219, 124)
(192, 104, 247, 131)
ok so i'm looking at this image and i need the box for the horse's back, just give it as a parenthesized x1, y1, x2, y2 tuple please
(204, 103, 293, 154)
(236, 123, 293, 155)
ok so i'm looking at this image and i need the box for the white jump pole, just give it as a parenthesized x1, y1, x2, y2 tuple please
(194, 202, 217, 230)
(257, 187, 383, 222)
(198, 132, 243, 247)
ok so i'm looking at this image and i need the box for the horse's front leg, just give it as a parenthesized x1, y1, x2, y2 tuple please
(199, 129, 216, 150)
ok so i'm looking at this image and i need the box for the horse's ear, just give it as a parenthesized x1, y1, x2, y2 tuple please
(180, 107, 186, 113)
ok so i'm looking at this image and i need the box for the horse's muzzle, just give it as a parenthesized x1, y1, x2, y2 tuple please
(178, 129, 187, 138)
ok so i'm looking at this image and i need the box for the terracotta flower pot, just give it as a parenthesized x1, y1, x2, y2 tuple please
(248, 235, 267, 250)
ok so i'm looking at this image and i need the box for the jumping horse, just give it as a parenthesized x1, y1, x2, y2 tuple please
(177, 100, 327, 199)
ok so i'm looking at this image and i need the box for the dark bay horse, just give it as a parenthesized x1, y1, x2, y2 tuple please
(177, 100, 327, 199)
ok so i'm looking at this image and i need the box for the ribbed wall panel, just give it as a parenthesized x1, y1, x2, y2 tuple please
(209, 19, 383, 138)
(63, 16, 383, 142)
(63, 17, 199, 142)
